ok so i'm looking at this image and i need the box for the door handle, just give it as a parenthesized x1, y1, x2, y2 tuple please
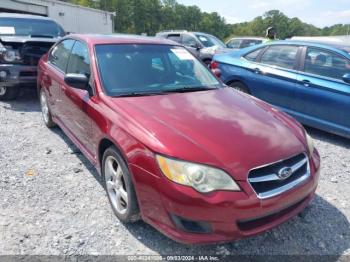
(253, 68, 261, 74)
(301, 79, 311, 87)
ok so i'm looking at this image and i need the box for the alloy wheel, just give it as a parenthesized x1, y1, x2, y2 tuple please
(104, 156, 128, 215)
(40, 91, 50, 124)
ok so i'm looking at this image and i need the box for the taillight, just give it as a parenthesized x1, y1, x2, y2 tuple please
(210, 61, 221, 78)
(210, 61, 218, 69)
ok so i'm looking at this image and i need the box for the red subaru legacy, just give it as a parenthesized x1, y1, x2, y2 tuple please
(37, 34, 320, 244)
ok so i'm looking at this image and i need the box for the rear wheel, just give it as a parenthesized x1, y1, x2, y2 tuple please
(0, 86, 20, 101)
(39, 89, 56, 128)
(228, 81, 249, 94)
(102, 146, 140, 223)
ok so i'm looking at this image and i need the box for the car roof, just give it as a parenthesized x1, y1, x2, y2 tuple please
(0, 12, 54, 21)
(228, 37, 264, 41)
(269, 40, 350, 55)
(158, 31, 214, 36)
(68, 34, 181, 46)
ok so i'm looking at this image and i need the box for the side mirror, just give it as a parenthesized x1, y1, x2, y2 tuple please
(64, 73, 89, 90)
(190, 43, 201, 50)
(342, 73, 350, 84)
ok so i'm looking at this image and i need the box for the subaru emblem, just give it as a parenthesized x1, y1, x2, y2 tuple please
(278, 167, 293, 180)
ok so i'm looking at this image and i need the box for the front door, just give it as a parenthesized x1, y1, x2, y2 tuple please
(60, 40, 94, 156)
(293, 46, 350, 135)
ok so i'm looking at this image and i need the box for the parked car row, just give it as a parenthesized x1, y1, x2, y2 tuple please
(156, 30, 262, 65)
(37, 33, 320, 244)
(211, 40, 350, 139)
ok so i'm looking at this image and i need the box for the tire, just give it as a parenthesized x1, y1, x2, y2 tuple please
(39, 89, 56, 128)
(0, 86, 20, 101)
(102, 146, 140, 223)
(228, 81, 250, 94)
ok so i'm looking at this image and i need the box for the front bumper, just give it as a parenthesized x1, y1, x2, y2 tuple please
(0, 64, 37, 88)
(131, 149, 321, 244)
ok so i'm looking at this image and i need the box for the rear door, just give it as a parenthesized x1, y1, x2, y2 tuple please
(247, 44, 300, 110)
(293, 46, 350, 134)
(45, 39, 75, 118)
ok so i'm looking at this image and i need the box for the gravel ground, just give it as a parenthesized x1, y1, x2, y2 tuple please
(0, 89, 349, 258)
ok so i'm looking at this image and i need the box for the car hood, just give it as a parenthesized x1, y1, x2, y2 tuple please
(108, 88, 306, 180)
(0, 36, 59, 44)
(201, 46, 232, 55)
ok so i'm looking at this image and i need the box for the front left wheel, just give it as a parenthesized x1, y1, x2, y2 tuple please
(102, 146, 140, 223)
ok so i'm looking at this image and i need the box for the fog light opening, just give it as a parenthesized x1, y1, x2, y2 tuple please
(170, 214, 212, 234)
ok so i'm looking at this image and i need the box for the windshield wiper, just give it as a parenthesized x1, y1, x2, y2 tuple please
(166, 86, 216, 93)
(30, 34, 55, 38)
(115, 91, 170, 97)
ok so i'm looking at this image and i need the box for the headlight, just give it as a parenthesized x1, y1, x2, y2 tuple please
(306, 132, 314, 154)
(0, 42, 6, 53)
(3, 49, 21, 62)
(156, 155, 240, 193)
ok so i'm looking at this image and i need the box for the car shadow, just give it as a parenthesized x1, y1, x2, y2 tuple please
(123, 195, 349, 257)
(306, 126, 350, 149)
(0, 88, 40, 113)
(50, 126, 104, 188)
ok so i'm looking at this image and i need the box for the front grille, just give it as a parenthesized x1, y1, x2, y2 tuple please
(21, 42, 54, 66)
(19, 71, 37, 77)
(248, 153, 310, 199)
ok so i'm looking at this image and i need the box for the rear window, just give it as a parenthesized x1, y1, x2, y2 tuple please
(244, 48, 263, 62)
(0, 17, 65, 37)
(95, 44, 220, 96)
(166, 34, 181, 43)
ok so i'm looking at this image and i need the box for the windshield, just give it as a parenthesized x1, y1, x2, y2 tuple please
(95, 44, 221, 97)
(0, 17, 65, 37)
(195, 34, 226, 48)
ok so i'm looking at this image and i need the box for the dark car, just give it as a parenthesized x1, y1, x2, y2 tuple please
(212, 40, 350, 139)
(0, 13, 65, 100)
(38, 34, 320, 244)
(226, 37, 263, 49)
(156, 30, 231, 65)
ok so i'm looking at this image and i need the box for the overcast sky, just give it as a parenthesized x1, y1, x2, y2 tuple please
(177, 0, 350, 27)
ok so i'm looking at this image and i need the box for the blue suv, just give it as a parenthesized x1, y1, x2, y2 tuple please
(212, 41, 350, 139)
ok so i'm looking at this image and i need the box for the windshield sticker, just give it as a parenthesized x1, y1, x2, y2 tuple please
(0, 27, 15, 35)
(199, 36, 208, 42)
(171, 49, 194, 60)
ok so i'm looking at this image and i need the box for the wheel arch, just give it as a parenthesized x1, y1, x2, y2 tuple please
(226, 79, 251, 94)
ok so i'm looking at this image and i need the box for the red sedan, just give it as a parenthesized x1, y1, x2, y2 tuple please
(37, 34, 320, 244)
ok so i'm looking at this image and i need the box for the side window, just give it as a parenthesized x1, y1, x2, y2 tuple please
(304, 47, 350, 81)
(167, 34, 181, 43)
(182, 34, 198, 48)
(244, 48, 263, 62)
(66, 41, 90, 77)
(260, 45, 299, 69)
(227, 39, 242, 49)
(49, 39, 75, 72)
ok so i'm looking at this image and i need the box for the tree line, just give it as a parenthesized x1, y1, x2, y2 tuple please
(62, 0, 350, 40)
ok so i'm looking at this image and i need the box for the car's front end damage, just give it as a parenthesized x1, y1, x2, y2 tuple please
(0, 36, 57, 100)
